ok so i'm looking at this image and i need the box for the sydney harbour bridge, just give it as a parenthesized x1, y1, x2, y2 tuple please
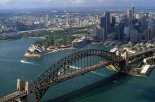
(0, 48, 154, 102)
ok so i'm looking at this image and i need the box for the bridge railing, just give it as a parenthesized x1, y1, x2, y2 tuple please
(0, 91, 26, 102)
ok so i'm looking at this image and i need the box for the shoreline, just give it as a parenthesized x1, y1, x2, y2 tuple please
(106, 64, 153, 77)
(28, 37, 46, 39)
(44, 47, 76, 56)
(24, 47, 76, 57)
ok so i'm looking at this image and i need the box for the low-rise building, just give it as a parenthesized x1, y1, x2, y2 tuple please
(72, 37, 88, 48)
(140, 65, 151, 75)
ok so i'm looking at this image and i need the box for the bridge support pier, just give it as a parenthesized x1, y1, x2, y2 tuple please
(17, 79, 35, 102)
(116, 50, 129, 71)
(124, 51, 129, 68)
(116, 50, 121, 56)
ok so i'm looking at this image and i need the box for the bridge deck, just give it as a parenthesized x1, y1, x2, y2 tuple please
(0, 91, 26, 102)
(129, 48, 155, 59)
(36, 61, 111, 90)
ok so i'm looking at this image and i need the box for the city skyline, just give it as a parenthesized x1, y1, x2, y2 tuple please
(0, 0, 155, 9)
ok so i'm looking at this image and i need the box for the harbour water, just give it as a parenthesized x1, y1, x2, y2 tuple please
(0, 39, 155, 102)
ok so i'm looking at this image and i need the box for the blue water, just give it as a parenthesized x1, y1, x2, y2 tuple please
(0, 39, 155, 102)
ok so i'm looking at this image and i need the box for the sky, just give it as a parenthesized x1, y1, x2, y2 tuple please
(0, 0, 155, 9)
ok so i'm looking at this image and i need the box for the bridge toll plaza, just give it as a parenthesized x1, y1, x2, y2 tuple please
(0, 48, 154, 102)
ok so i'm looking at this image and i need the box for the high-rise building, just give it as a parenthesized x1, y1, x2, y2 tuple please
(127, 2, 135, 26)
(148, 18, 154, 38)
(101, 16, 107, 37)
(117, 22, 125, 41)
(122, 15, 129, 26)
(124, 26, 130, 40)
(94, 26, 105, 41)
(132, 2, 135, 16)
(111, 16, 116, 27)
(140, 15, 148, 33)
(130, 28, 139, 42)
(101, 16, 106, 28)
(115, 16, 121, 23)
(111, 16, 116, 32)
(100, 11, 111, 38)
(105, 11, 111, 33)
(127, 9, 133, 22)
(143, 29, 151, 41)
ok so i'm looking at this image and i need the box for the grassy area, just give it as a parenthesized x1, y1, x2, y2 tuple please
(33, 26, 91, 48)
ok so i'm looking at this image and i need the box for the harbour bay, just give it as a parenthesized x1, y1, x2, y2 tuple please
(0, 39, 155, 102)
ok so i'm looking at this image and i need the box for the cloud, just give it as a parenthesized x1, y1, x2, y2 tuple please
(0, 0, 10, 6)
(0, 0, 154, 9)
(72, 0, 85, 4)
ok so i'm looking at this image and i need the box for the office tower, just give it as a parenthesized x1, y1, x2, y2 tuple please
(127, 9, 133, 23)
(100, 11, 111, 38)
(101, 16, 107, 37)
(132, 1, 135, 16)
(140, 15, 149, 33)
(124, 26, 130, 40)
(148, 18, 154, 38)
(143, 29, 151, 41)
(117, 22, 125, 41)
(111, 16, 116, 27)
(101, 16, 106, 28)
(127, 1, 135, 26)
(94, 26, 105, 41)
(122, 15, 129, 26)
(96, 27, 105, 41)
(130, 28, 139, 42)
(105, 11, 111, 33)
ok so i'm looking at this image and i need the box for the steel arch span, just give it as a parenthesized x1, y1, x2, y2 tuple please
(33, 49, 125, 102)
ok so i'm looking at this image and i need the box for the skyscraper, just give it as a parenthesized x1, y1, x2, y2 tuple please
(105, 11, 111, 33)
(96, 27, 105, 41)
(132, 1, 135, 16)
(117, 22, 125, 41)
(127, 1, 135, 26)
(94, 26, 105, 41)
(148, 18, 154, 38)
(111, 16, 116, 27)
(127, 9, 133, 21)
(101, 16, 107, 37)
(140, 14, 149, 33)
(100, 11, 111, 38)
(143, 29, 151, 41)
(130, 27, 139, 42)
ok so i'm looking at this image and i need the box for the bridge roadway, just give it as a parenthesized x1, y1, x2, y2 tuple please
(35, 61, 110, 90)
(128, 47, 155, 59)
(0, 91, 26, 102)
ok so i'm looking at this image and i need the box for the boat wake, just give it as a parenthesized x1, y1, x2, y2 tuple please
(20, 59, 47, 67)
(69, 66, 107, 77)
(70, 66, 81, 70)
(91, 71, 108, 77)
(20, 59, 33, 64)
